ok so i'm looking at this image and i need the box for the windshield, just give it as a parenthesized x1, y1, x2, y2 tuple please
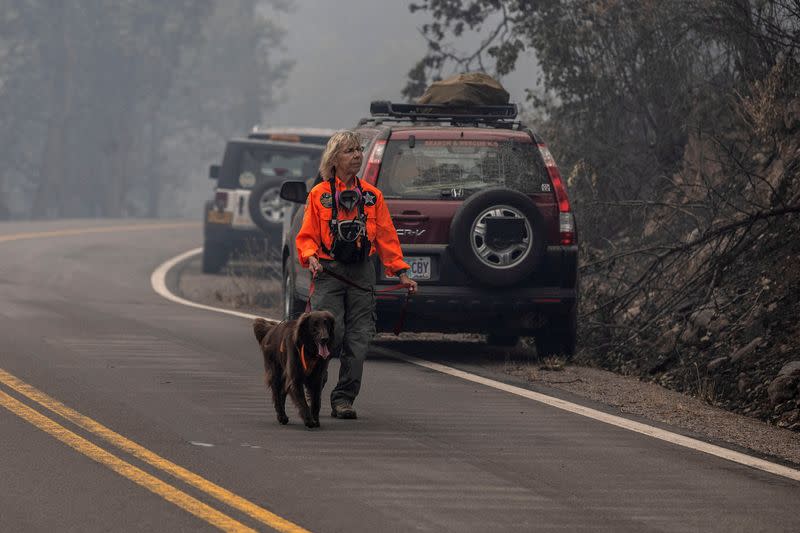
(376, 139, 550, 199)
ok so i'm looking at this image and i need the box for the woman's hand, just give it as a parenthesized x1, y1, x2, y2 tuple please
(398, 273, 418, 294)
(308, 255, 323, 276)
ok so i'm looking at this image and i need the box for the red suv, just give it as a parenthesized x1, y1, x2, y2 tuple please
(281, 102, 578, 356)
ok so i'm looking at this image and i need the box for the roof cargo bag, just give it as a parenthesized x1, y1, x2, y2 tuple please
(417, 72, 509, 106)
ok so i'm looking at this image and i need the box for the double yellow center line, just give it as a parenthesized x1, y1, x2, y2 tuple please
(0, 223, 310, 532)
(0, 222, 198, 243)
(0, 369, 308, 532)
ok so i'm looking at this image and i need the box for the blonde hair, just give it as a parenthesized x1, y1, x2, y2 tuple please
(318, 130, 363, 181)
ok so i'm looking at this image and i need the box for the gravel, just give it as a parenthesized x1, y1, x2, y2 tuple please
(498, 360, 800, 466)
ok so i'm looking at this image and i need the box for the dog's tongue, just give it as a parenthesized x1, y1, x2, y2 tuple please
(317, 343, 331, 359)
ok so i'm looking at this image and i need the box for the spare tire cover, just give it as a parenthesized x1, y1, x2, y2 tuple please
(248, 180, 284, 234)
(449, 187, 545, 287)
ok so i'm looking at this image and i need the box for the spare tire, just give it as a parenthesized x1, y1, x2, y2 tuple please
(449, 187, 545, 287)
(248, 180, 284, 234)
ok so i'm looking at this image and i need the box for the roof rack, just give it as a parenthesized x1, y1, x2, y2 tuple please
(372, 100, 516, 119)
(250, 126, 338, 136)
(247, 126, 337, 145)
(359, 101, 521, 128)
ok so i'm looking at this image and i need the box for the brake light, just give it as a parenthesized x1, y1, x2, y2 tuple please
(361, 140, 387, 185)
(559, 212, 575, 245)
(214, 191, 228, 210)
(538, 144, 574, 245)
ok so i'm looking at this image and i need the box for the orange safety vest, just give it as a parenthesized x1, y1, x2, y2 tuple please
(296, 177, 409, 277)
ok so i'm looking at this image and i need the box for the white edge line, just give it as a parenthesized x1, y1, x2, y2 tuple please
(152, 248, 800, 483)
(150, 248, 271, 323)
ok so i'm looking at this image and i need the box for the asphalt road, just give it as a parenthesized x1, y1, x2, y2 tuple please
(1, 219, 798, 533)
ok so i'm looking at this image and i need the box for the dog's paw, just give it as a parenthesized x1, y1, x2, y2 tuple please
(304, 417, 318, 429)
(277, 414, 289, 425)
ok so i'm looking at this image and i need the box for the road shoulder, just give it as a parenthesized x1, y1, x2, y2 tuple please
(176, 253, 800, 468)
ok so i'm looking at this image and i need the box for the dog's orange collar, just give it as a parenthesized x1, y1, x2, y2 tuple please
(281, 339, 317, 376)
(299, 345, 317, 376)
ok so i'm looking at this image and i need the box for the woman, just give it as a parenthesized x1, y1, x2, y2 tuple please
(296, 131, 418, 419)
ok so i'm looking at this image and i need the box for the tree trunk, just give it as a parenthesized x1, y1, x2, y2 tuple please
(33, 3, 74, 219)
(146, 102, 163, 218)
(103, 118, 132, 217)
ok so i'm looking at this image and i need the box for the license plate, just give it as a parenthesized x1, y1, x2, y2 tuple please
(207, 210, 232, 224)
(405, 256, 431, 280)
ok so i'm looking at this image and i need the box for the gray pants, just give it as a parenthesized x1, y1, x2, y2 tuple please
(311, 259, 376, 407)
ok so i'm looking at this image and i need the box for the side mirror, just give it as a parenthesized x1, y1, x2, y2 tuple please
(280, 180, 308, 203)
(209, 164, 220, 180)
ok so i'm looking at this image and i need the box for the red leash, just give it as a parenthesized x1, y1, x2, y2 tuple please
(304, 275, 316, 313)
(305, 266, 413, 335)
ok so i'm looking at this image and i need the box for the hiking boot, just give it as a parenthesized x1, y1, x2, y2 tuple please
(330, 402, 357, 419)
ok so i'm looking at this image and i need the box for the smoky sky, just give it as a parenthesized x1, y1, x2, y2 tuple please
(264, 1, 541, 130)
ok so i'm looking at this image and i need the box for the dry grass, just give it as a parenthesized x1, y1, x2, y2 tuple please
(177, 242, 284, 314)
(539, 356, 567, 372)
(219, 245, 282, 309)
(690, 362, 719, 406)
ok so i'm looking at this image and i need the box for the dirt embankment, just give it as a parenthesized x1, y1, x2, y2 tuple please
(578, 112, 800, 434)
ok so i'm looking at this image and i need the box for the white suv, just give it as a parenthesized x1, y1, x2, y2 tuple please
(203, 129, 334, 273)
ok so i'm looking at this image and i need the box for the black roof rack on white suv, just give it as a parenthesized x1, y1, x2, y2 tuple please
(247, 127, 337, 145)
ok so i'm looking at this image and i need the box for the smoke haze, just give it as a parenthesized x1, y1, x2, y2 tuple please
(264, 1, 540, 129)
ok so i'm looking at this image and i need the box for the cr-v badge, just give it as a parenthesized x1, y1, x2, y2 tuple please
(396, 228, 426, 237)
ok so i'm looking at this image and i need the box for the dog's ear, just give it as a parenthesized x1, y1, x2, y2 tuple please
(324, 313, 335, 336)
(293, 313, 309, 346)
(253, 318, 271, 344)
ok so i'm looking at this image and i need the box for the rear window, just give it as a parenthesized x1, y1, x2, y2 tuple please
(376, 139, 550, 199)
(220, 144, 321, 189)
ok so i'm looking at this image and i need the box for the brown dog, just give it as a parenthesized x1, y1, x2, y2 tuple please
(253, 311, 335, 428)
